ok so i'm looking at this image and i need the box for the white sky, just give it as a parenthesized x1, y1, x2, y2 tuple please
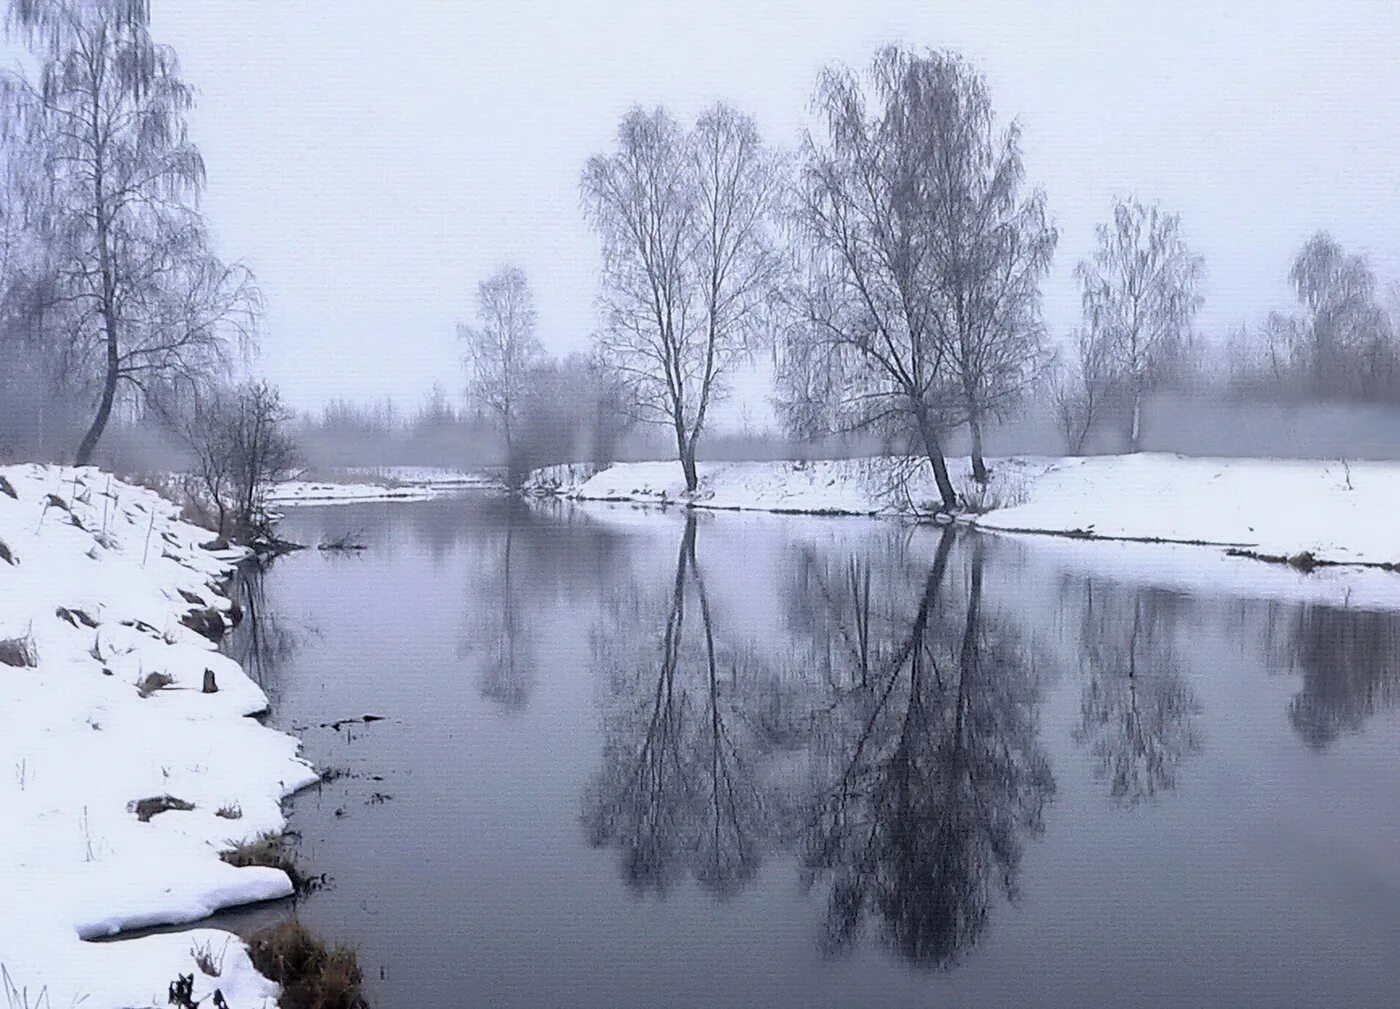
(151, 0, 1400, 423)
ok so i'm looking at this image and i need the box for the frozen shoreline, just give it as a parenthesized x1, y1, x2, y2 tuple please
(526, 453, 1400, 568)
(267, 466, 503, 506)
(0, 465, 319, 1007)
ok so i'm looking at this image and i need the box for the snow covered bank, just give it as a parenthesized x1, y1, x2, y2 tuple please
(528, 454, 1400, 568)
(0, 464, 319, 1007)
(268, 465, 502, 506)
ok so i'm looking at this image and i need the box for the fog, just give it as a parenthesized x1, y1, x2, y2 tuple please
(151, 0, 1400, 422)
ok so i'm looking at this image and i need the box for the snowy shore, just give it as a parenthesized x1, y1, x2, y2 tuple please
(0, 465, 318, 1007)
(267, 465, 502, 506)
(527, 453, 1400, 568)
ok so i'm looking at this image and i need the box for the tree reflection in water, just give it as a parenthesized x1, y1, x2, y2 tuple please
(223, 558, 304, 704)
(583, 515, 770, 896)
(1071, 583, 1201, 805)
(462, 500, 537, 712)
(800, 533, 1054, 968)
(585, 522, 1055, 968)
(1279, 604, 1400, 749)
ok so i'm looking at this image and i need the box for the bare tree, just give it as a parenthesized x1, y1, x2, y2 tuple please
(1076, 197, 1203, 452)
(581, 104, 782, 492)
(921, 53, 1056, 483)
(1288, 232, 1395, 399)
(1050, 327, 1115, 455)
(180, 380, 296, 538)
(457, 264, 542, 470)
(784, 48, 966, 510)
(1, 0, 258, 465)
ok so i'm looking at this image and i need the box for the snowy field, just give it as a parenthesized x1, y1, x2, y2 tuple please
(528, 453, 1400, 568)
(268, 465, 502, 505)
(0, 465, 318, 1007)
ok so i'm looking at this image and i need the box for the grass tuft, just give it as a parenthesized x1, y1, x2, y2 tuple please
(245, 920, 369, 1009)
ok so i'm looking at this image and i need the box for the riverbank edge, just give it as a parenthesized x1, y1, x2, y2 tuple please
(521, 454, 1400, 570)
(0, 464, 327, 1007)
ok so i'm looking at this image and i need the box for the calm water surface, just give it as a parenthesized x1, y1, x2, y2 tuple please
(224, 495, 1400, 1008)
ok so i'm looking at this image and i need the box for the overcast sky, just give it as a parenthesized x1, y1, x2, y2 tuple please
(153, 0, 1400, 425)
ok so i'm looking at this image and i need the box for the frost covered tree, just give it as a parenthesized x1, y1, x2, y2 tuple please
(783, 48, 1049, 508)
(921, 53, 1056, 483)
(581, 104, 783, 492)
(457, 264, 543, 469)
(1076, 198, 1203, 452)
(1, 0, 259, 465)
(1287, 232, 1395, 399)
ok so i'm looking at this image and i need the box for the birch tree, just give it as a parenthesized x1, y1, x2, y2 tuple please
(1, 0, 258, 464)
(457, 264, 543, 464)
(1076, 198, 1203, 452)
(784, 48, 964, 509)
(581, 104, 782, 492)
(923, 53, 1056, 483)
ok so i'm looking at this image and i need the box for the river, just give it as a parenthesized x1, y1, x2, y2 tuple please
(221, 493, 1400, 1008)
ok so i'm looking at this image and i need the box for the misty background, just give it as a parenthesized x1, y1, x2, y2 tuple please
(161, 0, 1400, 416)
(4, 0, 1400, 476)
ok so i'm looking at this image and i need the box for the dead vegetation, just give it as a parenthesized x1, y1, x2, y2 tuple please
(130, 794, 195, 821)
(218, 831, 323, 894)
(244, 920, 369, 1009)
(135, 671, 174, 697)
(317, 530, 366, 552)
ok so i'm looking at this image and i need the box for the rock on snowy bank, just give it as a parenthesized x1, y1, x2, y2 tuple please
(0, 464, 319, 1008)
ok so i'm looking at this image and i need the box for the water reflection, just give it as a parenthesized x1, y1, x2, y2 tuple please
(799, 534, 1053, 968)
(224, 559, 306, 703)
(583, 516, 774, 896)
(1071, 583, 1202, 805)
(586, 522, 1055, 967)
(463, 504, 537, 712)
(1279, 605, 1400, 749)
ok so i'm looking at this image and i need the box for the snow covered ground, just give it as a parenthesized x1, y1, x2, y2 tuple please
(0, 464, 319, 1007)
(268, 465, 502, 505)
(528, 453, 1400, 568)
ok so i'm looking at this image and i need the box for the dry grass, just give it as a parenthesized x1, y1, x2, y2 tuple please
(219, 832, 317, 893)
(135, 671, 174, 697)
(215, 803, 243, 820)
(130, 795, 195, 822)
(190, 936, 231, 977)
(245, 920, 369, 1009)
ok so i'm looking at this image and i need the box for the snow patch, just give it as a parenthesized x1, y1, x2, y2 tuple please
(0, 464, 318, 1007)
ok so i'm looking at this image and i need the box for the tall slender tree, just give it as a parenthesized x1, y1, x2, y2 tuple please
(1076, 198, 1203, 452)
(458, 264, 543, 471)
(581, 104, 782, 492)
(1, 0, 258, 464)
(787, 49, 951, 505)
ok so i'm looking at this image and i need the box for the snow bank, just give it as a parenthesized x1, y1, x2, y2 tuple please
(0, 464, 319, 1007)
(530, 453, 1400, 567)
(268, 465, 502, 505)
(526, 456, 1061, 515)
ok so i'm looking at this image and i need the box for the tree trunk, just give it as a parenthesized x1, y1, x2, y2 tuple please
(968, 409, 989, 484)
(915, 411, 958, 512)
(676, 424, 699, 493)
(1128, 388, 1143, 453)
(75, 321, 119, 466)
